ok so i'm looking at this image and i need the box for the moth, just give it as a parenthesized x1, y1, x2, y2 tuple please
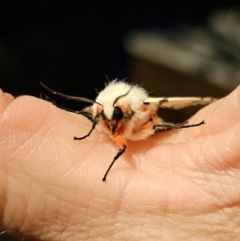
(40, 80, 216, 181)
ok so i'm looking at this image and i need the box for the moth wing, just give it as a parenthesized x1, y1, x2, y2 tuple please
(144, 97, 216, 123)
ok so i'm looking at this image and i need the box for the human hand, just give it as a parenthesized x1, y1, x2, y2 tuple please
(0, 87, 239, 240)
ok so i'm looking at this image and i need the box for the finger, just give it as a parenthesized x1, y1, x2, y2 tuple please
(191, 86, 240, 136)
(0, 90, 14, 114)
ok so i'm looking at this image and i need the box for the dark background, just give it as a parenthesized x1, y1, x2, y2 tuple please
(1, 1, 238, 98)
(0, 1, 238, 240)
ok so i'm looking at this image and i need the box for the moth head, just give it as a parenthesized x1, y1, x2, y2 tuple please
(99, 88, 133, 134)
(112, 87, 132, 119)
(100, 87, 132, 121)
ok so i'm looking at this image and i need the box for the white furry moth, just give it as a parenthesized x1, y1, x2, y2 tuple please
(40, 80, 216, 181)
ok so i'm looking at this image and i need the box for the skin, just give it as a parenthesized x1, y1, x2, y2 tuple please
(0, 87, 240, 241)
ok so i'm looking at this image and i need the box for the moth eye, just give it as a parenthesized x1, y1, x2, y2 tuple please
(113, 106, 123, 121)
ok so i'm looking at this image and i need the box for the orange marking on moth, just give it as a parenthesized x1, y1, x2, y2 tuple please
(114, 134, 127, 147)
(117, 104, 131, 113)
(133, 119, 152, 132)
(133, 126, 154, 135)
(138, 105, 148, 111)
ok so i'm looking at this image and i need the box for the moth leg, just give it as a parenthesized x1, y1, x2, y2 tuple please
(154, 120, 205, 132)
(102, 135, 127, 182)
(102, 144, 127, 182)
(74, 113, 100, 140)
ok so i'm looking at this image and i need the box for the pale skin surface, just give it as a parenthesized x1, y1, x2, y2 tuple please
(0, 86, 240, 241)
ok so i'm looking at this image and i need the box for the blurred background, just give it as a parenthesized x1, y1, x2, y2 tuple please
(0, 1, 240, 239)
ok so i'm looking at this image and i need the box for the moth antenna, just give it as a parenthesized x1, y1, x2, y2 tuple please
(102, 144, 127, 181)
(40, 89, 93, 119)
(113, 86, 133, 106)
(39, 81, 103, 107)
(74, 113, 101, 140)
(67, 109, 94, 120)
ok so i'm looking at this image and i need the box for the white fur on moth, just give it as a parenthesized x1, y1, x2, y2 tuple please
(40, 79, 216, 181)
